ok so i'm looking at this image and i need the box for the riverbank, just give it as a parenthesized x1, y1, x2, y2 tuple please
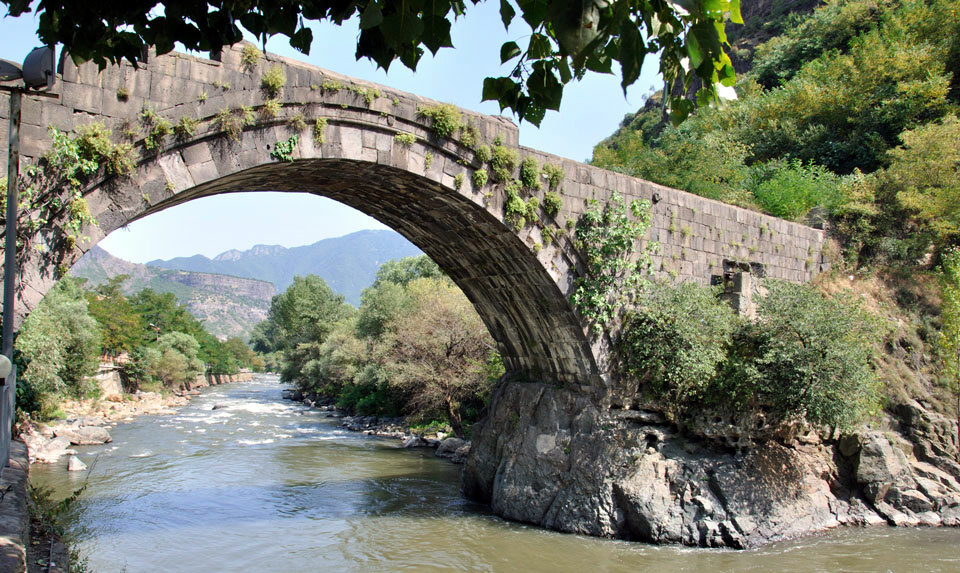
(283, 388, 472, 464)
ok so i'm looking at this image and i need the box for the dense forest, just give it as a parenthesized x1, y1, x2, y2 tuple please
(15, 275, 262, 419)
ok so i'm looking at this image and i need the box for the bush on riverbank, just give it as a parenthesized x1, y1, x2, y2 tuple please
(619, 279, 881, 429)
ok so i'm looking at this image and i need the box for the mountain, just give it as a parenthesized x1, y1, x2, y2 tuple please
(71, 247, 275, 341)
(145, 229, 422, 306)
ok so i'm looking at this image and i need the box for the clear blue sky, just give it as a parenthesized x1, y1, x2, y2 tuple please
(1, 5, 660, 263)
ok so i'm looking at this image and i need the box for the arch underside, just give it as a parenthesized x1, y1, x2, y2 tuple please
(103, 158, 599, 385)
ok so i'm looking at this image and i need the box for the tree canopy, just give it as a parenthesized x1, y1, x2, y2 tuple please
(3, 0, 742, 124)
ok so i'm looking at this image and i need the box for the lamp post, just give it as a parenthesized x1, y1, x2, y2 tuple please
(0, 46, 56, 472)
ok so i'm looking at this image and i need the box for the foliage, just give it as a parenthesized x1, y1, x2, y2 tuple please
(472, 169, 488, 188)
(475, 144, 492, 164)
(216, 106, 256, 142)
(394, 132, 416, 146)
(84, 275, 143, 355)
(314, 118, 327, 143)
(453, 173, 464, 191)
(886, 115, 960, 255)
(571, 192, 654, 333)
(373, 255, 443, 287)
(288, 112, 307, 132)
(460, 122, 480, 148)
(619, 279, 881, 429)
(417, 103, 462, 138)
(270, 134, 299, 162)
(742, 281, 880, 428)
(17, 278, 102, 417)
(424, 151, 433, 169)
(939, 247, 960, 403)
(261, 65, 287, 97)
(173, 116, 199, 140)
(542, 163, 565, 190)
(490, 144, 519, 182)
(519, 156, 540, 190)
(240, 43, 262, 69)
(748, 159, 845, 221)
(143, 117, 172, 150)
(620, 281, 736, 404)
(543, 191, 562, 216)
(386, 277, 498, 438)
(262, 97, 282, 118)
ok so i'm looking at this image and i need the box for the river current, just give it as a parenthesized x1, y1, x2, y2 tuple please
(30, 375, 960, 572)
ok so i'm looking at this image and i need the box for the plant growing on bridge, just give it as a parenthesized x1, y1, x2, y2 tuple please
(144, 117, 172, 150)
(261, 65, 286, 97)
(472, 169, 488, 188)
(520, 156, 540, 190)
(217, 106, 256, 142)
(417, 104, 462, 138)
(424, 151, 433, 169)
(394, 132, 416, 146)
(542, 163, 565, 190)
(270, 135, 299, 162)
(313, 118, 327, 143)
(454, 173, 465, 191)
(543, 191, 562, 216)
(288, 112, 307, 132)
(262, 98, 282, 118)
(460, 122, 480, 149)
(174, 116, 199, 140)
(241, 44, 262, 69)
(571, 192, 654, 333)
(490, 144, 519, 182)
(475, 144, 492, 164)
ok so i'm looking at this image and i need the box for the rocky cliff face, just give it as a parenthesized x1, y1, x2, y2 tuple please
(165, 271, 275, 300)
(463, 382, 960, 548)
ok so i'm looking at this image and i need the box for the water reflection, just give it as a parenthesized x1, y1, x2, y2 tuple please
(31, 375, 960, 573)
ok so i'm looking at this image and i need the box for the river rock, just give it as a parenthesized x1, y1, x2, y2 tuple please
(22, 435, 76, 464)
(402, 436, 426, 448)
(67, 456, 88, 472)
(212, 404, 227, 410)
(54, 425, 112, 445)
(436, 438, 470, 463)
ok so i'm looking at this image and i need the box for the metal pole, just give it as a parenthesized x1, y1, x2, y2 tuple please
(3, 89, 20, 364)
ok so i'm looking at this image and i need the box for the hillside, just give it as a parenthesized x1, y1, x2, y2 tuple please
(146, 229, 422, 306)
(71, 247, 275, 340)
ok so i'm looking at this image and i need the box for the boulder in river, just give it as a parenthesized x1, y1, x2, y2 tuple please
(67, 456, 88, 472)
(53, 425, 112, 445)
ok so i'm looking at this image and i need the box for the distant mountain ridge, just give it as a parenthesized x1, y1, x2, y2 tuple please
(146, 229, 422, 305)
(71, 246, 275, 340)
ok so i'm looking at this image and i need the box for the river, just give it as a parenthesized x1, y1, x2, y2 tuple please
(30, 375, 960, 572)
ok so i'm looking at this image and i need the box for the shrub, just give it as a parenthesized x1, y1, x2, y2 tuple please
(314, 118, 327, 143)
(620, 282, 737, 404)
(475, 144, 492, 163)
(520, 156, 540, 190)
(748, 159, 845, 220)
(261, 65, 286, 97)
(745, 280, 880, 428)
(472, 169, 488, 188)
(241, 44, 262, 69)
(173, 116, 199, 140)
(394, 132, 416, 146)
(543, 191, 562, 216)
(417, 103, 462, 138)
(491, 144, 519, 182)
(262, 98, 282, 118)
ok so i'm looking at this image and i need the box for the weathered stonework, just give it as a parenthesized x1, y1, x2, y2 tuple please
(0, 43, 825, 389)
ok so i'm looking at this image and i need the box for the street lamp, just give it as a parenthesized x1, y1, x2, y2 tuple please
(1, 46, 56, 366)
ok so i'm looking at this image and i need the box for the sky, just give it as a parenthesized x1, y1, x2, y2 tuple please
(0, 4, 661, 263)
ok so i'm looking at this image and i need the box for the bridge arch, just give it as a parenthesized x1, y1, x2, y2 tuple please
(1, 43, 826, 390)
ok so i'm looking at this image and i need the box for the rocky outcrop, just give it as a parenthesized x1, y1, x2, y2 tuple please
(184, 371, 254, 391)
(463, 381, 960, 548)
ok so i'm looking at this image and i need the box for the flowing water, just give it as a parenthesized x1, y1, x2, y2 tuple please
(31, 375, 960, 572)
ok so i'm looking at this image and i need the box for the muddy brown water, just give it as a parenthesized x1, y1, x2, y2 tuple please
(30, 375, 960, 572)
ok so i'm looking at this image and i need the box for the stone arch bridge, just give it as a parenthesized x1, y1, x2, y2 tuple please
(0, 43, 835, 547)
(0, 43, 824, 390)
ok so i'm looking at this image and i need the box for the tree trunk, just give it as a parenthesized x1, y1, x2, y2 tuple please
(446, 399, 464, 439)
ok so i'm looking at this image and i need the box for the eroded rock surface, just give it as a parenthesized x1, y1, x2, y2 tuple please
(463, 381, 960, 548)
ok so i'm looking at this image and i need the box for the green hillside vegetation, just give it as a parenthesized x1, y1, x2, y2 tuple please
(16, 276, 263, 419)
(253, 257, 501, 438)
(593, 0, 960, 421)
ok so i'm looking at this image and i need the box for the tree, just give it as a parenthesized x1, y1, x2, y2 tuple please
(85, 275, 144, 355)
(939, 247, 960, 457)
(17, 277, 102, 415)
(387, 277, 497, 437)
(2, 0, 741, 124)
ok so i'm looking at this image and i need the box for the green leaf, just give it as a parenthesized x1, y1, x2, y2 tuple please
(500, 41, 521, 63)
(517, 0, 548, 29)
(499, 0, 516, 28)
(669, 97, 694, 125)
(289, 26, 313, 53)
(359, 2, 384, 30)
(557, 58, 573, 84)
(729, 0, 744, 24)
(618, 20, 645, 91)
(527, 62, 563, 111)
(421, 15, 453, 54)
(527, 33, 552, 59)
